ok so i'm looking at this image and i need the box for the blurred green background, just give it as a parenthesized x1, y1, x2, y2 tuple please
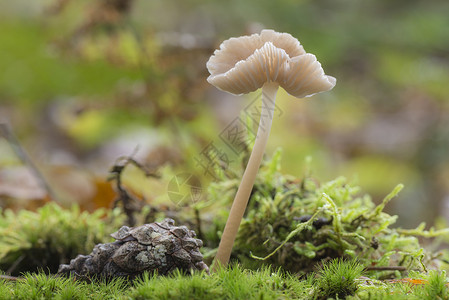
(0, 0, 448, 227)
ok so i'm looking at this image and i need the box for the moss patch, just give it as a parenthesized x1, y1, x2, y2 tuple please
(207, 149, 449, 277)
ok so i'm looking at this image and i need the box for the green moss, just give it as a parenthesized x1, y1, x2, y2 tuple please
(420, 270, 449, 299)
(207, 148, 449, 277)
(1, 263, 449, 299)
(350, 270, 449, 300)
(315, 258, 365, 299)
(0, 265, 311, 300)
(131, 266, 308, 300)
(0, 203, 125, 275)
(0, 272, 130, 300)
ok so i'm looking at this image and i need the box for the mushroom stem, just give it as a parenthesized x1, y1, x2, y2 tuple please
(213, 82, 279, 271)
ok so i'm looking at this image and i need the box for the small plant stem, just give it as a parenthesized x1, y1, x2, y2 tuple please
(0, 274, 20, 281)
(213, 82, 279, 271)
(364, 266, 407, 271)
(0, 123, 56, 201)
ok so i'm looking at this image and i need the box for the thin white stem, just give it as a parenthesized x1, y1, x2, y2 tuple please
(213, 82, 279, 270)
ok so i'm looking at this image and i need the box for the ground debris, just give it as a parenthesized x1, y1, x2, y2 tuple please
(58, 218, 209, 281)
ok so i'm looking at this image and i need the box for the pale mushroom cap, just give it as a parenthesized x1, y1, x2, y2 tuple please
(207, 29, 336, 98)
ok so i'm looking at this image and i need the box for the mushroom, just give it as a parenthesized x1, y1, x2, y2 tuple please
(206, 29, 336, 270)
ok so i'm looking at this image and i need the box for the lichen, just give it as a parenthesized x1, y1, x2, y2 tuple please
(136, 252, 149, 263)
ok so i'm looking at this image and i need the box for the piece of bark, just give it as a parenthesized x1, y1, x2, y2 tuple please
(58, 218, 209, 280)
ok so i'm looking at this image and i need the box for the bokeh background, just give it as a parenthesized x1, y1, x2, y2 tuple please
(0, 0, 448, 228)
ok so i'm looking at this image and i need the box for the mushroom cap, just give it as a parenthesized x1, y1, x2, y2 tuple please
(207, 29, 336, 98)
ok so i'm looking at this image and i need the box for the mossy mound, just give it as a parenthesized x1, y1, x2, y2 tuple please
(0, 203, 125, 275)
(208, 149, 449, 277)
